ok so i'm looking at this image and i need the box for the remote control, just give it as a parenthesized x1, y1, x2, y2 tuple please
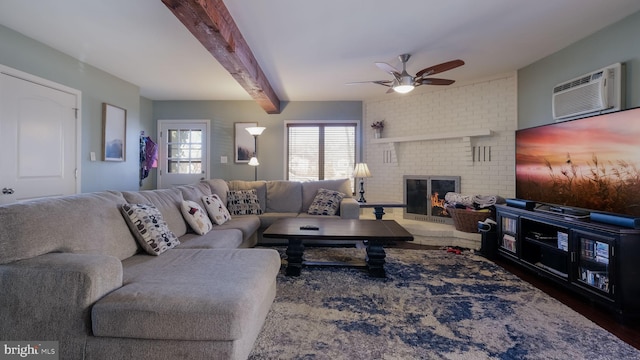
(300, 225, 319, 230)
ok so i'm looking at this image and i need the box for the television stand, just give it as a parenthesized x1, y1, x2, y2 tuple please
(495, 204, 640, 321)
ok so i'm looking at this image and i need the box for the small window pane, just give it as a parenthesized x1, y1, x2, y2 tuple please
(288, 126, 319, 181)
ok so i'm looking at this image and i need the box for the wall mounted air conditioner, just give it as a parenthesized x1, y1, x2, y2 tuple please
(552, 63, 623, 121)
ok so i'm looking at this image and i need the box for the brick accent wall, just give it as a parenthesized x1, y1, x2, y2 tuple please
(363, 73, 517, 203)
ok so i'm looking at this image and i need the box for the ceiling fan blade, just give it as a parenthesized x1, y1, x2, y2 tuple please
(415, 59, 465, 78)
(345, 80, 393, 87)
(375, 62, 401, 80)
(418, 78, 456, 86)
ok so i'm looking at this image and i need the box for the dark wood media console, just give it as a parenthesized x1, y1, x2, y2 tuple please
(495, 204, 640, 321)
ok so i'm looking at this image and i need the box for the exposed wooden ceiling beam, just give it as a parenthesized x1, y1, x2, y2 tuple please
(162, 0, 281, 114)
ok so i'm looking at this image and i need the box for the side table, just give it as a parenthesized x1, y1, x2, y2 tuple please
(358, 202, 407, 220)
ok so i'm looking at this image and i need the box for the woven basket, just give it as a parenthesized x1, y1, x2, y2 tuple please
(447, 206, 492, 233)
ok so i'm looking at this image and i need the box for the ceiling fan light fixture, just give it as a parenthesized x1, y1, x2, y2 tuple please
(393, 84, 414, 94)
(393, 75, 415, 94)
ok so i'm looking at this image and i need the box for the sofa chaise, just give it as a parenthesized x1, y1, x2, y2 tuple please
(0, 178, 358, 359)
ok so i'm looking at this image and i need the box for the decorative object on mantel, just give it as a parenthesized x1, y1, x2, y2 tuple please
(352, 163, 372, 202)
(371, 120, 384, 139)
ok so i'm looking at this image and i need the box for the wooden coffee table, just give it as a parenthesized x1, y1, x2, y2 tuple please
(262, 218, 413, 278)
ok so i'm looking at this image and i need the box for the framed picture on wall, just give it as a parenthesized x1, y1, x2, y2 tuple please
(102, 103, 127, 161)
(235, 122, 257, 163)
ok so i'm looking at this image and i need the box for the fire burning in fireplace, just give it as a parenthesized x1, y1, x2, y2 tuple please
(431, 192, 449, 216)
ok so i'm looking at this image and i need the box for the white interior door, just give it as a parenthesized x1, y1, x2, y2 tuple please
(157, 120, 210, 189)
(0, 70, 80, 205)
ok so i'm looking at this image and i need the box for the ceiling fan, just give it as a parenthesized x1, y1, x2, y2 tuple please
(347, 54, 464, 94)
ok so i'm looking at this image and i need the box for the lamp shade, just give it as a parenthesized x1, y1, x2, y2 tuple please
(245, 126, 266, 136)
(248, 157, 260, 166)
(352, 163, 371, 178)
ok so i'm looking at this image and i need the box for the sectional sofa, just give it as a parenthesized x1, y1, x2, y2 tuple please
(0, 178, 357, 360)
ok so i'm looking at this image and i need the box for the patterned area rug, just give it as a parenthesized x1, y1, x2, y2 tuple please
(249, 247, 639, 359)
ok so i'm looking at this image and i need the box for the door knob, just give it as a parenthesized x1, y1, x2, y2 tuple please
(2, 188, 15, 195)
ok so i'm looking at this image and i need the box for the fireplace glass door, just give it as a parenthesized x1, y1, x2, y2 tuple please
(404, 176, 460, 224)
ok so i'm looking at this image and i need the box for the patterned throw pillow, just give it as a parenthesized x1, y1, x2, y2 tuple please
(307, 188, 345, 216)
(120, 203, 180, 255)
(202, 194, 232, 225)
(180, 200, 213, 235)
(227, 189, 263, 215)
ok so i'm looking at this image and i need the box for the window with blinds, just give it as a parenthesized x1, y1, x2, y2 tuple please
(287, 122, 357, 183)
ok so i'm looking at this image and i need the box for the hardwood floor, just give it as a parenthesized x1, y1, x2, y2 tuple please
(390, 242, 640, 350)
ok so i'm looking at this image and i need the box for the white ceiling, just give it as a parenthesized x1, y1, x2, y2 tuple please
(1, 0, 639, 102)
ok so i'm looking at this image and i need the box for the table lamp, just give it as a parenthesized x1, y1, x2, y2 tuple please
(352, 163, 371, 203)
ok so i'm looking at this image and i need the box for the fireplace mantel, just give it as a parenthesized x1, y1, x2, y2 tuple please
(370, 129, 492, 144)
(370, 129, 492, 165)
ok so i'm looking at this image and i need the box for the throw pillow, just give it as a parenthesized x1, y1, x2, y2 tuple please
(180, 200, 213, 235)
(307, 188, 345, 216)
(202, 194, 232, 225)
(227, 189, 263, 215)
(120, 203, 180, 255)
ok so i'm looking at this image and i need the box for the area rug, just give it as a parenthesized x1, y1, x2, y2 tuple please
(249, 247, 639, 359)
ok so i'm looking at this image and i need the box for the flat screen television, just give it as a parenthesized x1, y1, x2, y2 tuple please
(516, 107, 640, 217)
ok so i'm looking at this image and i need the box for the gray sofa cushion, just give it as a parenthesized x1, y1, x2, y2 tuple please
(203, 179, 230, 204)
(92, 249, 281, 341)
(176, 229, 244, 249)
(301, 178, 353, 212)
(213, 216, 261, 242)
(266, 180, 302, 213)
(0, 191, 138, 264)
(176, 182, 212, 208)
(122, 188, 188, 237)
(258, 212, 299, 229)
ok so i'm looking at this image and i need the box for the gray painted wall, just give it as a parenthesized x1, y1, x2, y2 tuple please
(153, 100, 363, 181)
(0, 24, 156, 192)
(518, 11, 640, 129)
